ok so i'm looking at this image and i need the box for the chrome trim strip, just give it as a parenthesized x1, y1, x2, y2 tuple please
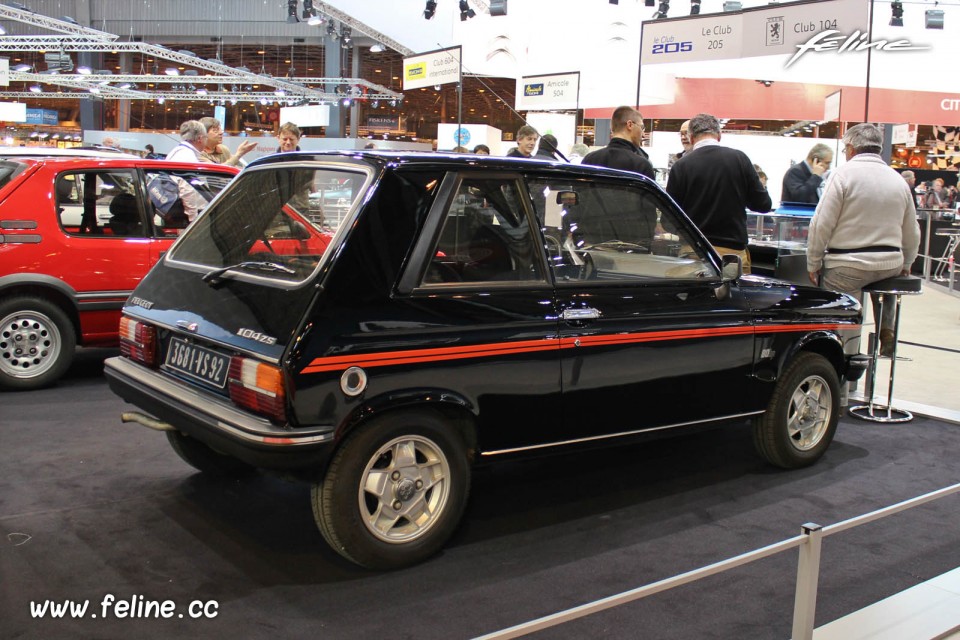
(76, 290, 133, 300)
(106, 357, 335, 446)
(480, 411, 765, 456)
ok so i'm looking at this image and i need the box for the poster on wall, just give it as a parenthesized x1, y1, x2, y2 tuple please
(403, 46, 461, 91)
(516, 72, 580, 111)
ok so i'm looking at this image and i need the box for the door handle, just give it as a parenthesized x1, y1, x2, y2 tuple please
(561, 307, 600, 321)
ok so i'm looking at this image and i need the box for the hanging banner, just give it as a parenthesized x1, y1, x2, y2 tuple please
(516, 72, 580, 111)
(640, 0, 866, 65)
(403, 46, 461, 91)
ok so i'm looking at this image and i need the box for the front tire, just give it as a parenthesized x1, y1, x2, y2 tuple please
(166, 430, 256, 477)
(312, 410, 471, 570)
(753, 352, 840, 469)
(0, 296, 76, 391)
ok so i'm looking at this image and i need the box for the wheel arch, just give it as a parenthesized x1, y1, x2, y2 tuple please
(0, 275, 81, 342)
(780, 331, 845, 380)
(339, 388, 479, 461)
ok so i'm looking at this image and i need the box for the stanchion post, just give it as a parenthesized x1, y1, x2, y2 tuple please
(791, 523, 823, 640)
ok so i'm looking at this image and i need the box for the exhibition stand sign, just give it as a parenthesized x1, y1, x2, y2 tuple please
(403, 46, 462, 91)
(515, 72, 580, 112)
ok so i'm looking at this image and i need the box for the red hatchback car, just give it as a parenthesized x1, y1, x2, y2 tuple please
(0, 157, 241, 390)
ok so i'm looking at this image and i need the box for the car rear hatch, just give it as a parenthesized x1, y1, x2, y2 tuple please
(116, 159, 374, 420)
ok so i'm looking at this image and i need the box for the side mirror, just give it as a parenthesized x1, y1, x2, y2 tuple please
(556, 190, 578, 206)
(721, 253, 742, 282)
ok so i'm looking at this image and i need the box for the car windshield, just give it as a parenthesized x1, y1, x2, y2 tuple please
(167, 164, 370, 285)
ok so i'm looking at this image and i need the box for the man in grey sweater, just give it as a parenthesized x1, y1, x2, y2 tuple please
(806, 123, 920, 355)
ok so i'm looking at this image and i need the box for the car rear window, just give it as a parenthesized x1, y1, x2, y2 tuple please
(167, 164, 370, 285)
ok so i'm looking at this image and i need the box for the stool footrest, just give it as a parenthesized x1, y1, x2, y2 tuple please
(849, 404, 913, 423)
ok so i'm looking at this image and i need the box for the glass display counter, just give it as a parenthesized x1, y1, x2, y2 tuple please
(747, 203, 815, 284)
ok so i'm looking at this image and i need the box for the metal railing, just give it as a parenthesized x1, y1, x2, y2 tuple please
(475, 481, 960, 640)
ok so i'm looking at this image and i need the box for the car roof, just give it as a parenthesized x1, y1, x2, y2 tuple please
(0, 146, 140, 159)
(245, 150, 658, 184)
(5, 156, 240, 174)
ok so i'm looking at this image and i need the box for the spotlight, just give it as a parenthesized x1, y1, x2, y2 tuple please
(655, 1, 670, 18)
(645, 0, 655, 6)
(342, 97, 352, 107)
(757, 80, 773, 87)
(326, 20, 337, 37)
(890, 0, 903, 26)
(157, 96, 165, 104)
(424, 0, 437, 19)
(690, 0, 700, 14)
(370, 43, 385, 52)
(489, 0, 508, 15)
(459, 0, 476, 20)
(308, 13, 324, 26)
(302, 0, 314, 19)
(389, 98, 397, 107)
(28, 84, 42, 93)
(196, 87, 208, 95)
(76, 65, 92, 75)
(371, 100, 380, 108)
(610, 0, 618, 3)
(340, 25, 352, 43)
(287, 0, 298, 23)
(723, 1, 741, 10)
(925, 8, 943, 29)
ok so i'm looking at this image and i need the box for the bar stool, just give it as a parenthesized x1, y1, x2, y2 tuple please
(932, 227, 960, 281)
(849, 274, 922, 423)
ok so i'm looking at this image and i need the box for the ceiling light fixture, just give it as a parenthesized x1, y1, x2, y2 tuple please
(890, 0, 904, 26)
(655, 0, 670, 18)
(287, 0, 298, 23)
(925, 8, 943, 29)
(459, 0, 476, 20)
(690, 0, 701, 14)
(302, 0, 314, 19)
(370, 43, 385, 53)
(424, 0, 437, 20)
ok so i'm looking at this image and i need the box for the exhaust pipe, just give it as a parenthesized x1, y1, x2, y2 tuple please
(121, 411, 177, 432)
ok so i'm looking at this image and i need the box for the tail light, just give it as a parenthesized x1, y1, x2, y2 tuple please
(228, 356, 287, 423)
(119, 317, 158, 367)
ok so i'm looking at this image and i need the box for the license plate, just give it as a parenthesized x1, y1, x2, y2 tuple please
(164, 337, 229, 389)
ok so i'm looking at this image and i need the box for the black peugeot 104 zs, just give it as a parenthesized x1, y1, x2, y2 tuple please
(105, 151, 866, 569)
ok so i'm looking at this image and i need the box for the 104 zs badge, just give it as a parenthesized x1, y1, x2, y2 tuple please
(236, 328, 277, 345)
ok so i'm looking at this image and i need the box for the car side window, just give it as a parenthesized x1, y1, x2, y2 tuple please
(421, 177, 546, 286)
(55, 170, 147, 238)
(527, 178, 717, 282)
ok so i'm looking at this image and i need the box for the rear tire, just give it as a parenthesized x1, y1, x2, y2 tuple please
(166, 431, 256, 477)
(753, 352, 840, 469)
(312, 410, 471, 570)
(0, 296, 76, 391)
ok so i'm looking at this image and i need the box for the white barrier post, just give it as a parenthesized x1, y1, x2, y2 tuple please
(792, 523, 824, 640)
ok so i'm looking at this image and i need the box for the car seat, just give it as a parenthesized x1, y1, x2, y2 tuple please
(108, 193, 143, 236)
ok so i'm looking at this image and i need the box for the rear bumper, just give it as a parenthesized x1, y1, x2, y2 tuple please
(104, 356, 336, 472)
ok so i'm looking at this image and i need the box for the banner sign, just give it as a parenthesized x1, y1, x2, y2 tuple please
(403, 46, 461, 91)
(366, 115, 400, 131)
(890, 123, 918, 146)
(26, 108, 58, 125)
(516, 72, 580, 111)
(640, 0, 866, 65)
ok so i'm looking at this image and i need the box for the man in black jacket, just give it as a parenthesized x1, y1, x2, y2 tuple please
(666, 113, 772, 273)
(581, 106, 654, 179)
(781, 143, 832, 203)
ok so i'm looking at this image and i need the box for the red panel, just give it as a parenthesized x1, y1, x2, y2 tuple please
(585, 78, 960, 126)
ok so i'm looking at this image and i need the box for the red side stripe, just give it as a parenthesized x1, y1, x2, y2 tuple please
(300, 322, 859, 375)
